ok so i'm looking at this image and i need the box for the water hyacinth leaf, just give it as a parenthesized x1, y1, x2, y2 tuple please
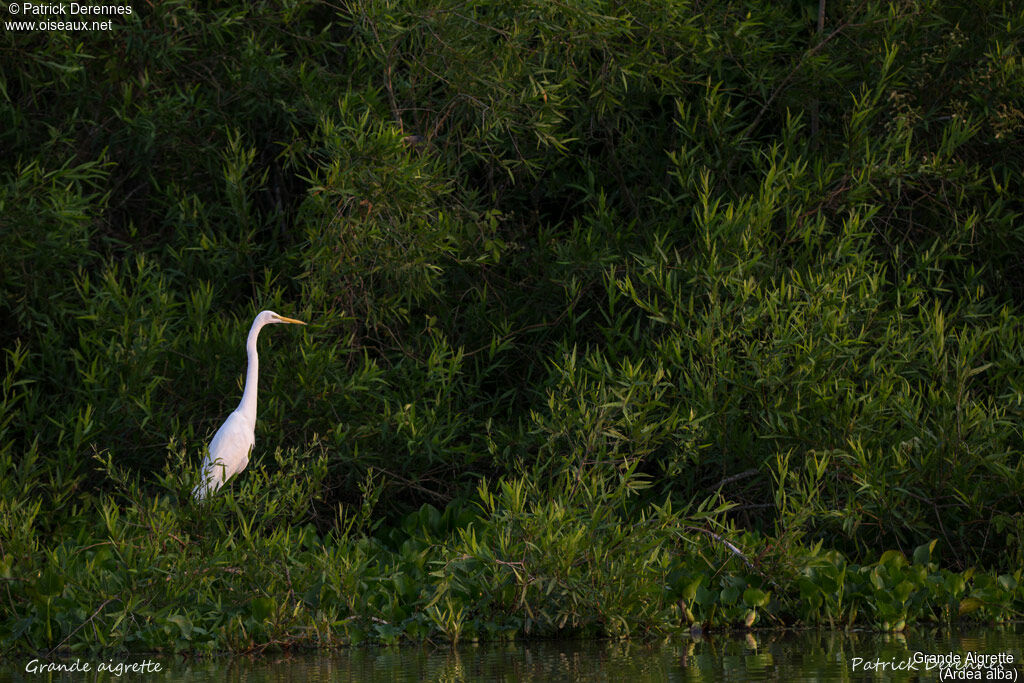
(743, 588, 769, 608)
(913, 539, 937, 566)
(695, 586, 716, 608)
(958, 597, 984, 616)
(878, 551, 907, 570)
(893, 581, 915, 604)
(165, 614, 193, 640)
(683, 576, 703, 603)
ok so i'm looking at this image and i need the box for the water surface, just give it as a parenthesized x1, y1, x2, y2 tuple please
(7, 625, 1023, 681)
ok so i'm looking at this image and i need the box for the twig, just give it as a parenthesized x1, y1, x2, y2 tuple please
(684, 526, 761, 577)
(810, 0, 826, 143)
(710, 468, 759, 491)
(46, 596, 121, 657)
(375, 467, 451, 503)
(726, 2, 875, 174)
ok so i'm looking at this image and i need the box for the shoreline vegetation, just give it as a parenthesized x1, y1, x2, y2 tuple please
(2, 0, 1023, 654)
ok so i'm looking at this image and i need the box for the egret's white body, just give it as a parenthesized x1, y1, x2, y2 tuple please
(193, 310, 305, 500)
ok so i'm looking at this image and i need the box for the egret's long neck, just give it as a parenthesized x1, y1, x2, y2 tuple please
(237, 319, 263, 419)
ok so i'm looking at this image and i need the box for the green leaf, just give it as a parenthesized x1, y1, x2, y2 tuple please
(682, 576, 703, 602)
(250, 597, 275, 622)
(958, 597, 984, 616)
(893, 581, 915, 603)
(878, 550, 907, 569)
(912, 540, 937, 566)
(166, 614, 193, 639)
(742, 588, 769, 608)
(695, 586, 716, 607)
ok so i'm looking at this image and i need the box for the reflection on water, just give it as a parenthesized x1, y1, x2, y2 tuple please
(5, 626, 1023, 682)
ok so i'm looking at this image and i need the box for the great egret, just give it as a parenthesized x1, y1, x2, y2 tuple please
(193, 310, 306, 500)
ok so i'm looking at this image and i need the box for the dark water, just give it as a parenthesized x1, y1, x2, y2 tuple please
(5, 626, 1023, 681)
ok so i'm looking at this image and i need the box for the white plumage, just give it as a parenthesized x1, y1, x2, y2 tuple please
(193, 310, 306, 500)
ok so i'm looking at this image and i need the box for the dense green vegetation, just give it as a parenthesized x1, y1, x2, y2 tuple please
(2, 0, 1023, 653)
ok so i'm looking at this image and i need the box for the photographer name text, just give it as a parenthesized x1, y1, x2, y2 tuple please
(10, 3, 132, 15)
(852, 651, 1018, 680)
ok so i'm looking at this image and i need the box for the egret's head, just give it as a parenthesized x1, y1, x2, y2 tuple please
(257, 310, 307, 327)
